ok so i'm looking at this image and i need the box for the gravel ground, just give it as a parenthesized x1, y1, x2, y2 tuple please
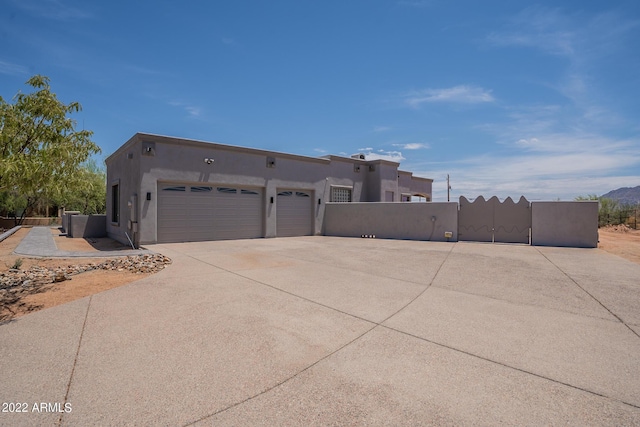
(0, 254, 172, 290)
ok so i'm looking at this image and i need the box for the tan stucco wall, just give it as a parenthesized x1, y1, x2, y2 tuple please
(531, 201, 598, 248)
(323, 202, 458, 241)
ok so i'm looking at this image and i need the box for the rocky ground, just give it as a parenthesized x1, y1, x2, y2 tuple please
(0, 254, 172, 289)
(0, 228, 173, 322)
(0, 254, 171, 322)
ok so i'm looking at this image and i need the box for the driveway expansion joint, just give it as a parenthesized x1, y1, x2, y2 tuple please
(535, 246, 640, 340)
(180, 242, 456, 425)
(58, 295, 93, 427)
(379, 324, 640, 410)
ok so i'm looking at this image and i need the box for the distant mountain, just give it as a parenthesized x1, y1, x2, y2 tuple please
(601, 186, 640, 205)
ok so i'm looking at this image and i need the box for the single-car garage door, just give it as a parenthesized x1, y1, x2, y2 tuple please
(158, 183, 263, 243)
(276, 190, 313, 237)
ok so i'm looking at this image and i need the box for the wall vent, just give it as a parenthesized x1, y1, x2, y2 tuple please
(266, 157, 276, 168)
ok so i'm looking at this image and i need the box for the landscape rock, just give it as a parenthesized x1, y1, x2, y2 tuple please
(0, 254, 172, 290)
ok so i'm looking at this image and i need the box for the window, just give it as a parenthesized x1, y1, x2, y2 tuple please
(190, 186, 212, 192)
(241, 189, 259, 195)
(111, 183, 119, 224)
(331, 187, 352, 203)
(163, 186, 186, 192)
(217, 187, 237, 193)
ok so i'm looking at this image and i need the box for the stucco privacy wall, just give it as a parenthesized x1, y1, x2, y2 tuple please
(62, 211, 81, 234)
(324, 202, 458, 241)
(68, 214, 107, 238)
(531, 201, 599, 248)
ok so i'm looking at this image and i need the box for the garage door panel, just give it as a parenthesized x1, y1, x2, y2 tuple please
(157, 183, 263, 243)
(214, 188, 262, 240)
(277, 190, 313, 237)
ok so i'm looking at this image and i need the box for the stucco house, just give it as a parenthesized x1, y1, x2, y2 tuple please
(105, 133, 433, 245)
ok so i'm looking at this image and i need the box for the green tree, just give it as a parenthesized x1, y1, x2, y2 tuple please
(575, 195, 628, 227)
(56, 159, 106, 215)
(0, 75, 101, 224)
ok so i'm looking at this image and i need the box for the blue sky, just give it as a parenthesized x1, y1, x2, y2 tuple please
(1, 0, 639, 201)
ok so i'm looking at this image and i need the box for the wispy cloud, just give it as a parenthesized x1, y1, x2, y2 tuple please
(404, 85, 495, 107)
(486, 7, 576, 57)
(484, 6, 639, 124)
(169, 101, 202, 118)
(393, 142, 429, 150)
(421, 7, 640, 202)
(373, 126, 391, 132)
(222, 37, 237, 45)
(0, 60, 29, 76)
(313, 148, 327, 154)
(486, 6, 639, 61)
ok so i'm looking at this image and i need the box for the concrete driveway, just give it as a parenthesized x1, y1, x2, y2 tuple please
(1, 237, 639, 426)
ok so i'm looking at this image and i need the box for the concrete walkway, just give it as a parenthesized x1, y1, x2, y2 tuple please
(1, 237, 639, 425)
(13, 226, 152, 257)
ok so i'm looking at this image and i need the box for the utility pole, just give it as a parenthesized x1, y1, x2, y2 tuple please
(447, 174, 451, 202)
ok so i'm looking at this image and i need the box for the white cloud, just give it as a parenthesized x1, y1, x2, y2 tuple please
(393, 143, 429, 150)
(313, 148, 327, 154)
(405, 85, 495, 107)
(413, 130, 640, 202)
(407, 8, 640, 202)
(373, 126, 391, 132)
(222, 37, 237, 45)
(0, 60, 29, 76)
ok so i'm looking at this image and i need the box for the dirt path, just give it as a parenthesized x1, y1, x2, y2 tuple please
(598, 226, 640, 265)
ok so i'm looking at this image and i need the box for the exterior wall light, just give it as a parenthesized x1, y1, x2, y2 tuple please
(204, 158, 214, 165)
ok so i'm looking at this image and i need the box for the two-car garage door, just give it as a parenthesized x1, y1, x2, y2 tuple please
(158, 183, 263, 243)
(157, 183, 313, 243)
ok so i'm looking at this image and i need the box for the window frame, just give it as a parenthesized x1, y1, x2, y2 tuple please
(111, 181, 120, 225)
(330, 186, 353, 203)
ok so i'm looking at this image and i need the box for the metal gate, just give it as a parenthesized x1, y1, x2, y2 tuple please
(458, 196, 531, 244)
